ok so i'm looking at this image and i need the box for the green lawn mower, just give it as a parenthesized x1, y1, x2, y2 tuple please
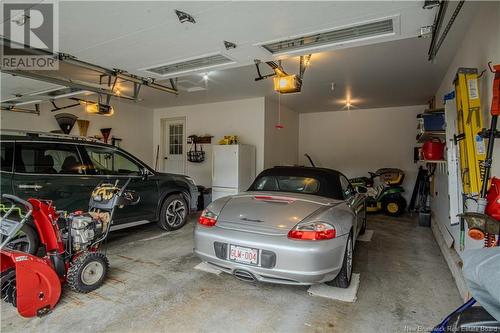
(350, 168, 407, 216)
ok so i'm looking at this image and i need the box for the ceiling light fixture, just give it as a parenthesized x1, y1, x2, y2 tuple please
(224, 41, 237, 50)
(342, 98, 359, 111)
(202, 73, 209, 81)
(175, 10, 196, 24)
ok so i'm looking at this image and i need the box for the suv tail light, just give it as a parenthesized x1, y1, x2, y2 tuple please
(198, 209, 217, 227)
(288, 221, 336, 240)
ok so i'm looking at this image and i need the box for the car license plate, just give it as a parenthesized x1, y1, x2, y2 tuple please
(229, 245, 259, 265)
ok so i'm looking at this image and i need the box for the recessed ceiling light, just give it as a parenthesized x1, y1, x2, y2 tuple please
(202, 73, 209, 81)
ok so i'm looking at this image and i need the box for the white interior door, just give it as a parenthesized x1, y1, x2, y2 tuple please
(161, 118, 186, 175)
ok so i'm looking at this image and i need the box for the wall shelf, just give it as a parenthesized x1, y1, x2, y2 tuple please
(416, 131, 446, 143)
(423, 108, 445, 114)
(417, 159, 447, 164)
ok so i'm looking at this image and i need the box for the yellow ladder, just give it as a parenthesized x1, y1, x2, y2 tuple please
(454, 68, 487, 196)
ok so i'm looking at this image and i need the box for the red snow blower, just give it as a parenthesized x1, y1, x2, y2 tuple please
(0, 179, 138, 317)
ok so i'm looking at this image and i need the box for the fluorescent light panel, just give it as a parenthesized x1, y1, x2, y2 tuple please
(144, 53, 235, 76)
(261, 18, 395, 55)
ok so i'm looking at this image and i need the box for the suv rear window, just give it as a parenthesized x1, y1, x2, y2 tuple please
(14, 142, 85, 174)
(1, 142, 14, 172)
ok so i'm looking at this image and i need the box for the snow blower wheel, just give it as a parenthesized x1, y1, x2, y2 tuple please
(67, 252, 109, 293)
(1, 268, 16, 307)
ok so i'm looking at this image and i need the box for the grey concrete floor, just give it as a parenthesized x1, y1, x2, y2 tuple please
(1, 214, 462, 333)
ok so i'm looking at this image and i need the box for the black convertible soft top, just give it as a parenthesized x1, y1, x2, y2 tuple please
(248, 166, 345, 200)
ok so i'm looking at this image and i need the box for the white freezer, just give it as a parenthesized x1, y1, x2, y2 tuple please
(212, 144, 256, 201)
(211, 187, 239, 201)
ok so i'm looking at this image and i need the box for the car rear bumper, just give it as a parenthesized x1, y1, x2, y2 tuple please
(194, 225, 348, 285)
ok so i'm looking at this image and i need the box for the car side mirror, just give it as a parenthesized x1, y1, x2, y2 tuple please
(356, 185, 368, 194)
(140, 168, 149, 181)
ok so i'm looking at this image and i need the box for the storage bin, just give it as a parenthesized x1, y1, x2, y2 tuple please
(421, 112, 445, 132)
(418, 211, 431, 227)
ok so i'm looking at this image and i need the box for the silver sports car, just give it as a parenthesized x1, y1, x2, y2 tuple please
(194, 166, 367, 287)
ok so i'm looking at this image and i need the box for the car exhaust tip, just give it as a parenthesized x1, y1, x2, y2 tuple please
(233, 269, 256, 283)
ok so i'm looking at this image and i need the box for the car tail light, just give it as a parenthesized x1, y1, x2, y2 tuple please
(288, 221, 336, 240)
(198, 209, 217, 227)
(254, 195, 295, 203)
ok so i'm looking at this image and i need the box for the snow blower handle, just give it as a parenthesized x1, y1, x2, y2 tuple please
(0, 194, 34, 249)
(117, 177, 132, 197)
(2, 194, 33, 212)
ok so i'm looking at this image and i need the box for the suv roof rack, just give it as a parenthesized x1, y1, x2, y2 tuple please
(0, 129, 102, 143)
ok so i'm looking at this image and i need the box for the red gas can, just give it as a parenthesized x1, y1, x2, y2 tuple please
(485, 177, 500, 221)
(422, 139, 445, 160)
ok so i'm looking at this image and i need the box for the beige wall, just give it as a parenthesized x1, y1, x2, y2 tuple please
(0, 101, 154, 166)
(299, 105, 425, 199)
(264, 97, 299, 169)
(432, 1, 500, 254)
(153, 98, 265, 187)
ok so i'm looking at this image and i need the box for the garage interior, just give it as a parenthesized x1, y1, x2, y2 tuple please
(1, 1, 499, 333)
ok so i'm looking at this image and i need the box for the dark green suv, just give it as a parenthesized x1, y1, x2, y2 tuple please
(1, 131, 198, 241)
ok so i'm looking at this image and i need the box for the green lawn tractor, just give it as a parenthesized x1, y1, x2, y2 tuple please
(350, 168, 407, 217)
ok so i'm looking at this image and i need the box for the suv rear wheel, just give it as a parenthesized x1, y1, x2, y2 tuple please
(158, 194, 188, 231)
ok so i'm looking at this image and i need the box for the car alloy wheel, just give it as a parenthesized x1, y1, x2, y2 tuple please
(166, 199, 186, 227)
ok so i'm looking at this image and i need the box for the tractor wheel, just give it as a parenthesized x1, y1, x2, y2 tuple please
(67, 252, 109, 293)
(382, 197, 407, 217)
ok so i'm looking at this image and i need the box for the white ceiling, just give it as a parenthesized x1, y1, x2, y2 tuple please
(55, 1, 435, 75)
(1, 1, 478, 112)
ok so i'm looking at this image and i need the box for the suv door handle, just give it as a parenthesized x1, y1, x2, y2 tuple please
(18, 184, 43, 191)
